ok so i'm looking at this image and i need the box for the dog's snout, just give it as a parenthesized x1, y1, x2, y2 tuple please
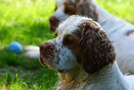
(39, 42, 55, 60)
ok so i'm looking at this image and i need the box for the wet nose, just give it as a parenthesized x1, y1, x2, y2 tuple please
(39, 43, 49, 52)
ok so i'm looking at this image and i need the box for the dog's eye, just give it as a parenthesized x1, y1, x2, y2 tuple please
(63, 35, 75, 45)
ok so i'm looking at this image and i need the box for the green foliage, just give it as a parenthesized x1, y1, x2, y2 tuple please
(0, 0, 133, 89)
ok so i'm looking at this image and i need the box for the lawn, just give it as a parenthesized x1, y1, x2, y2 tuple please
(0, 0, 134, 90)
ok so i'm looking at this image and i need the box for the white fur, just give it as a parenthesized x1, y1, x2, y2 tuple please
(84, 62, 134, 90)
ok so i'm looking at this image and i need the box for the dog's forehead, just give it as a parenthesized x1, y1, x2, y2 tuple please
(56, 16, 91, 35)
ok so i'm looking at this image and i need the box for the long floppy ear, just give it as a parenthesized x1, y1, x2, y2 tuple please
(79, 21, 115, 74)
(75, 0, 98, 21)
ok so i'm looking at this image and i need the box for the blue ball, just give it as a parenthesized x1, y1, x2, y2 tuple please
(7, 41, 22, 54)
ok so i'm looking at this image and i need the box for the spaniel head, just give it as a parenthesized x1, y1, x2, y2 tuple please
(49, 0, 98, 31)
(41, 16, 115, 74)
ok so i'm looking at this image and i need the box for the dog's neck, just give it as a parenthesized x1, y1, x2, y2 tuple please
(56, 61, 129, 90)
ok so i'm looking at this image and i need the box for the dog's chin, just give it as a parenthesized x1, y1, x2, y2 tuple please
(39, 56, 67, 72)
(39, 55, 53, 67)
(39, 56, 56, 70)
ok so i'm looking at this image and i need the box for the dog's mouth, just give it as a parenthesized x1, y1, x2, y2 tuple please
(39, 55, 52, 67)
(39, 56, 46, 66)
(39, 55, 59, 71)
(39, 55, 55, 68)
(39, 55, 69, 73)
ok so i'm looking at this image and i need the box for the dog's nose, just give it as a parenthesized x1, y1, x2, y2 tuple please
(39, 43, 49, 52)
(49, 16, 57, 24)
(49, 16, 59, 31)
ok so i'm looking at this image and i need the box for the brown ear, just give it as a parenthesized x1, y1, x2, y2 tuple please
(75, 0, 98, 21)
(79, 21, 115, 74)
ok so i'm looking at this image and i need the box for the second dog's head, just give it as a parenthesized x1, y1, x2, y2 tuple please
(49, 0, 98, 31)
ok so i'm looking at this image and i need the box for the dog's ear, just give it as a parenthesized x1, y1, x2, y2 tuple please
(75, 0, 98, 21)
(78, 21, 115, 74)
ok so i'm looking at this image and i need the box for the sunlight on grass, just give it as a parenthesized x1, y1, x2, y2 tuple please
(0, 0, 134, 89)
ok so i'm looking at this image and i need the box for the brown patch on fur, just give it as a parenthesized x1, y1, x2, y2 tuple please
(57, 57, 60, 64)
(55, 31, 58, 37)
(63, 0, 98, 21)
(77, 20, 115, 74)
(126, 30, 134, 36)
(64, 0, 77, 15)
(76, 0, 98, 21)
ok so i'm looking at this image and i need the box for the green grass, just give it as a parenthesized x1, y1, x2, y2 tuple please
(0, 0, 134, 90)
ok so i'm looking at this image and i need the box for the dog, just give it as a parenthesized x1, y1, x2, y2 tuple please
(40, 15, 134, 90)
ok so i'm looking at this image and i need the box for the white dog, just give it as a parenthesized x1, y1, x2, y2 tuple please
(40, 16, 134, 90)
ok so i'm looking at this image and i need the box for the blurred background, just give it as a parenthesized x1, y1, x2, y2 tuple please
(0, 0, 134, 90)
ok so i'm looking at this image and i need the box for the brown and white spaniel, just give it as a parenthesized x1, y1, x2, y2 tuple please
(40, 16, 134, 90)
